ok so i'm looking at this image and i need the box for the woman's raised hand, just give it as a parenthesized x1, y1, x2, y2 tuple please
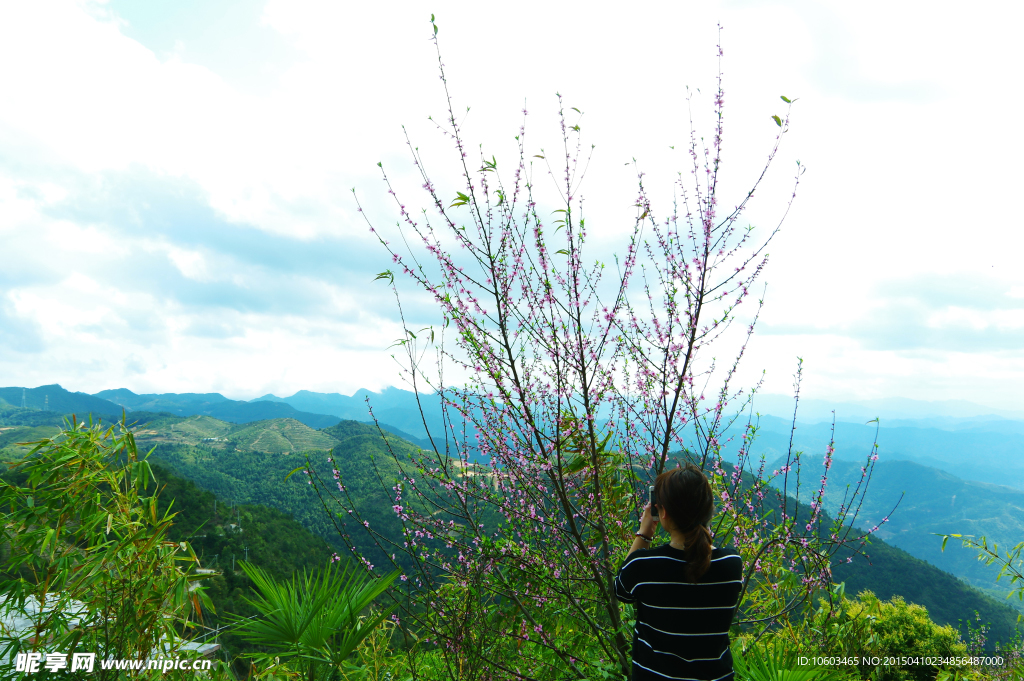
(640, 502, 660, 537)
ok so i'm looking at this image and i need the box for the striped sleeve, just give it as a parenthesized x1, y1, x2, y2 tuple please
(614, 551, 645, 603)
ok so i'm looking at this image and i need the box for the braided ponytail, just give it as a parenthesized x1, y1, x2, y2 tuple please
(654, 463, 715, 582)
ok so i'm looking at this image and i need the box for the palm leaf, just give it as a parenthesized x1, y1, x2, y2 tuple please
(228, 560, 399, 675)
(733, 638, 851, 681)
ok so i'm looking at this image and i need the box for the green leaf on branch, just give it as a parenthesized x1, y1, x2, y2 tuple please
(373, 270, 394, 285)
(780, 95, 791, 103)
(284, 466, 307, 482)
(450, 191, 471, 208)
(40, 527, 55, 554)
(771, 115, 783, 127)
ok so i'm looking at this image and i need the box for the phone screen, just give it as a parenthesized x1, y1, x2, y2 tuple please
(649, 485, 659, 518)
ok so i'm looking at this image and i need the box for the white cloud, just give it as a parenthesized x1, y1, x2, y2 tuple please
(0, 0, 1022, 408)
(166, 247, 212, 282)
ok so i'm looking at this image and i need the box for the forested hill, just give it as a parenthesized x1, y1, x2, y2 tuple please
(725, 459, 1024, 648)
(144, 418, 412, 571)
(134, 415, 1023, 647)
(3, 406, 1019, 647)
(0, 384, 121, 416)
(830, 525, 1022, 646)
(0, 383, 341, 429)
(152, 463, 336, 577)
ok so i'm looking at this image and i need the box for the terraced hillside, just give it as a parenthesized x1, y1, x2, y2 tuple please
(131, 415, 340, 455)
(230, 418, 339, 453)
(0, 424, 61, 457)
(134, 414, 235, 445)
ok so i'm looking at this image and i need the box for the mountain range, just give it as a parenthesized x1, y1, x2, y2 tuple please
(3, 383, 1024, 614)
(4, 383, 1024, 495)
(0, 383, 433, 445)
(717, 413, 1024, 492)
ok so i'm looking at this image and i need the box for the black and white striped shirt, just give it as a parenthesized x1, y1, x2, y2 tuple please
(615, 545, 743, 681)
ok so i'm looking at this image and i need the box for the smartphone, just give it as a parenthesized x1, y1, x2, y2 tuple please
(649, 485, 659, 518)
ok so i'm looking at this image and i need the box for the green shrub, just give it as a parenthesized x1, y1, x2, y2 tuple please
(812, 591, 972, 681)
(732, 635, 857, 680)
(0, 418, 211, 680)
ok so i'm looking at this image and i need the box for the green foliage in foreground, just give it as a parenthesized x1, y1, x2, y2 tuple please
(0, 424, 61, 458)
(814, 591, 969, 680)
(228, 561, 398, 680)
(728, 589, 1023, 681)
(940, 533, 1024, 609)
(0, 419, 211, 680)
(231, 588, 1021, 681)
(0, 419, 401, 679)
(732, 637, 855, 680)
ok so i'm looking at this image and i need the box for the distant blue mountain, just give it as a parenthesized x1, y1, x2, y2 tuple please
(92, 388, 339, 429)
(0, 384, 121, 417)
(720, 414, 1024, 491)
(11, 382, 1024, 611)
(96, 388, 233, 406)
(252, 387, 447, 442)
(748, 393, 1024, 425)
(250, 388, 1024, 487)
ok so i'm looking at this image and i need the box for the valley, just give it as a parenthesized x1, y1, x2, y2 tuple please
(3, 384, 1024, 647)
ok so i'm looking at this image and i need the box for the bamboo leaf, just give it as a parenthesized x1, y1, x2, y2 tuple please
(284, 466, 307, 482)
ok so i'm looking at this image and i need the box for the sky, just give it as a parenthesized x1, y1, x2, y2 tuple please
(0, 0, 1022, 411)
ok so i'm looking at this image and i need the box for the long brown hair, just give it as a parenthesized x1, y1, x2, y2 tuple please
(654, 463, 714, 582)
